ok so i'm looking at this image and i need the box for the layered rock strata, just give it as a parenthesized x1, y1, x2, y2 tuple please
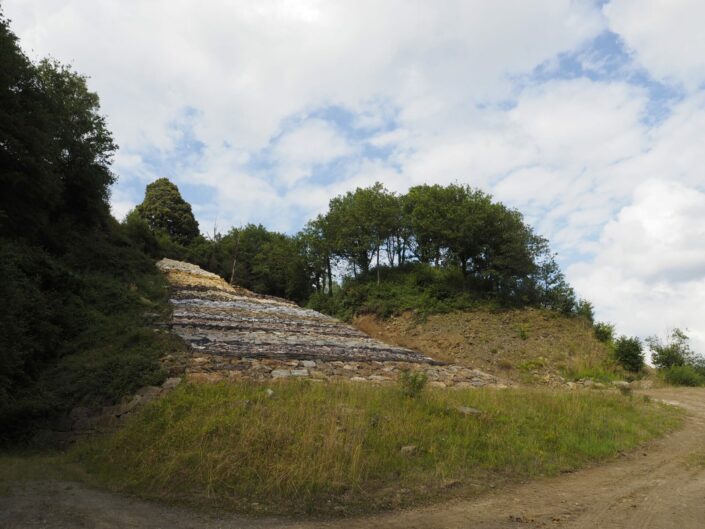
(158, 258, 507, 388)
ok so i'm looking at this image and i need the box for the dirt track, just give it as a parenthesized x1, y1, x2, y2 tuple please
(2, 388, 704, 529)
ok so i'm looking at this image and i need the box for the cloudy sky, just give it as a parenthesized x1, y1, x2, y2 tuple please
(5, 0, 705, 352)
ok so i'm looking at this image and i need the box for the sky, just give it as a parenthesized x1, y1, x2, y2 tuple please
(5, 0, 705, 353)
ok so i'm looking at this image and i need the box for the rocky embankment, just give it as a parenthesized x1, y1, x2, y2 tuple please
(158, 259, 507, 389)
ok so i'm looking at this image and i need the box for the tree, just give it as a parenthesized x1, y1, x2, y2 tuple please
(326, 182, 399, 280)
(1, 16, 116, 240)
(614, 336, 644, 372)
(134, 178, 199, 245)
(648, 328, 703, 369)
(593, 322, 615, 343)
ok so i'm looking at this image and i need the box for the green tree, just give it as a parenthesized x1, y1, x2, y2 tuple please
(326, 182, 399, 280)
(648, 329, 703, 369)
(135, 178, 200, 245)
(1, 17, 116, 240)
(614, 336, 644, 372)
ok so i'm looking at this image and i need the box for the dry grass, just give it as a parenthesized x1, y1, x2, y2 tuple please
(69, 380, 682, 516)
(355, 308, 624, 384)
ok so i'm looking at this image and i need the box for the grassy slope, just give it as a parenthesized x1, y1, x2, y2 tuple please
(70, 380, 682, 516)
(355, 308, 627, 385)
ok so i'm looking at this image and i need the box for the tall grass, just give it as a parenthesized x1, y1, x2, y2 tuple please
(71, 381, 682, 515)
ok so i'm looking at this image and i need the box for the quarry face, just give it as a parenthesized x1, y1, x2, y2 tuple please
(158, 258, 506, 388)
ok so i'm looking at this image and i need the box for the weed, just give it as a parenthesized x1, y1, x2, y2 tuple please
(399, 370, 428, 398)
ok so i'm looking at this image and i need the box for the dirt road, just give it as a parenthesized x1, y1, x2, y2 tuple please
(2, 388, 704, 529)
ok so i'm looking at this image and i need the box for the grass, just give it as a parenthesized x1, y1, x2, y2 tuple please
(69, 380, 683, 516)
(686, 450, 705, 469)
(662, 365, 705, 387)
(355, 307, 627, 385)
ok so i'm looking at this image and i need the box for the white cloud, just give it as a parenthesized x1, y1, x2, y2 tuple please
(5, 0, 603, 161)
(569, 180, 705, 354)
(604, 0, 705, 89)
(272, 119, 355, 186)
(6, 0, 705, 353)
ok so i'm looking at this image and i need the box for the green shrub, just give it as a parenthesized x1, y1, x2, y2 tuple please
(662, 365, 705, 387)
(648, 328, 695, 368)
(398, 370, 428, 398)
(614, 336, 644, 372)
(593, 322, 615, 343)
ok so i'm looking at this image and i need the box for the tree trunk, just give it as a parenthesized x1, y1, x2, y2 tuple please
(229, 256, 237, 286)
(376, 245, 381, 286)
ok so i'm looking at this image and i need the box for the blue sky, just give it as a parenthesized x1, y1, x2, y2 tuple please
(6, 0, 705, 352)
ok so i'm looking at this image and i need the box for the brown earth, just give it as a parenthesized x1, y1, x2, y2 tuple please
(354, 310, 621, 385)
(2, 387, 703, 529)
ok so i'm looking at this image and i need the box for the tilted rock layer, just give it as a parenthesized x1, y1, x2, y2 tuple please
(158, 258, 507, 388)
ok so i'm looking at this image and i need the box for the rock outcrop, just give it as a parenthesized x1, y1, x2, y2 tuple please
(158, 259, 508, 388)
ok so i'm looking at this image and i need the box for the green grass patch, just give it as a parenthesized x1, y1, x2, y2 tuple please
(70, 381, 683, 516)
(562, 365, 624, 384)
(662, 365, 705, 387)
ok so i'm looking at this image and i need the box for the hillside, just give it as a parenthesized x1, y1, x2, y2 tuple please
(355, 308, 622, 386)
(159, 259, 506, 388)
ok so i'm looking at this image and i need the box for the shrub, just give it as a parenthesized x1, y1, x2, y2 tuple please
(398, 370, 428, 398)
(594, 322, 615, 343)
(614, 336, 644, 372)
(662, 365, 705, 387)
(648, 328, 698, 369)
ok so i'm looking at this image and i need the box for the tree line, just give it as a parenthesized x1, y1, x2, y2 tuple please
(127, 178, 587, 317)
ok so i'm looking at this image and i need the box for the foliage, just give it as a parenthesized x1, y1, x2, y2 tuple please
(662, 365, 705, 387)
(70, 381, 682, 516)
(1, 16, 116, 241)
(398, 369, 428, 398)
(574, 299, 595, 324)
(0, 16, 179, 443)
(134, 178, 199, 245)
(648, 328, 703, 370)
(614, 336, 644, 373)
(594, 322, 615, 343)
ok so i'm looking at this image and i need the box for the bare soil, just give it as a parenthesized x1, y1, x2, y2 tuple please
(353, 311, 614, 385)
(1, 388, 703, 529)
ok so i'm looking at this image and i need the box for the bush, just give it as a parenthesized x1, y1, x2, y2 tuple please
(614, 336, 644, 373)
(648, 328, 698, 369)
(398, 370, 428, 398)
(594, 322, 615, 343)
(662, 365, 705, 387)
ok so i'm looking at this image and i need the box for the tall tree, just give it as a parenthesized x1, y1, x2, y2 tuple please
(134, 178, 200, 245)
(326, 182, 399, 280)
(0, 16, 116, 241)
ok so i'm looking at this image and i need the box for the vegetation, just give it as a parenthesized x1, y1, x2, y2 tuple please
(355, 308, 624, 384)
(0, 14, 183, 442)
(593, 322, 615, 343)
(126, 176, 587, 319)
(134, 178, 200, 245)
(70, 380, 682, 516)
(614, 336, 644, 373)
(648, 329, 705, 386)
(662, 365, 705, 387)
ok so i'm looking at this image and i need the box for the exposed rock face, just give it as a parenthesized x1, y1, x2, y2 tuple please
(159, 258, 438, 364)
(157, 258, 508, 388)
